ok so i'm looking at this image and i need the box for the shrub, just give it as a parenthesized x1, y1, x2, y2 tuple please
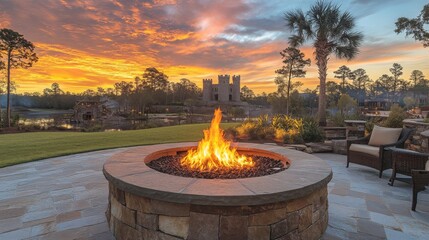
(235, 114, 305, 143)
(81, 123, 104, 132)
(383, 104, 406, 128)
(254, 114, 275, 140)
(235, 121, 258, 139)
(330, 112, 346, 127)
(272, 115, 303, 143)
(255, 114, 271, 128)
(283, 129, 304, 144)
(301, 118, 324, 142)
(255, 125, 275, 140)
(274, 128, 288, 142)
(272, 114, 303, 131)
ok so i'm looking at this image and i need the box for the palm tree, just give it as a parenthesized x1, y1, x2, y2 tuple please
(285, 1, 363, 126)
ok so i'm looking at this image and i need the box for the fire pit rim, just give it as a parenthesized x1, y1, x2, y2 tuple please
(103, 142, 332, 206)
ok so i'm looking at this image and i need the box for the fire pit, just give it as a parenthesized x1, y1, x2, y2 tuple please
(103, 110, 332, 240)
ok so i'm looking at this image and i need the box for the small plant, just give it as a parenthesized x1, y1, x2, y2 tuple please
(272, 114, 303, 130)
(301, 118, 324, 142)
(383, 104, 407, 128)
(235, 121, 258, 139)
(330, 112, 346, 127)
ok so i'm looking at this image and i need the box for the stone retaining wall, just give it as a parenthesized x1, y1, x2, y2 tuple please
(403, 119, 429, 152)
(107, 183, 328, 240)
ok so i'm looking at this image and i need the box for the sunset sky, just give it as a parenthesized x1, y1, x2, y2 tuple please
(0, 0, 428, 94)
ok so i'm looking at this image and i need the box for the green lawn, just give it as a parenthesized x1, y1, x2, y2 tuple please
(0, 123, 238, 168)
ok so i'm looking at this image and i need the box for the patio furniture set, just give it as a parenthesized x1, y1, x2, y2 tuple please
(346, 126, 429, 211)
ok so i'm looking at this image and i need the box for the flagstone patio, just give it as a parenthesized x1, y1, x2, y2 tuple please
(0, 147, 428, 239)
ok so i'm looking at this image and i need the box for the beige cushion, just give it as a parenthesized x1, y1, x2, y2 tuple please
(349, 144, 379, 157)
(368, 125, 402, 147)
(426, 159, 429, 171)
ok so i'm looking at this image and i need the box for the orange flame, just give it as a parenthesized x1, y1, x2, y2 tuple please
(181, 108, 254, 172)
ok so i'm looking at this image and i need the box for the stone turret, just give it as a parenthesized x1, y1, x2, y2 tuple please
(202, 79, 213, 102)
(218, 75, 230, 102)
(232, 75, 241, 102)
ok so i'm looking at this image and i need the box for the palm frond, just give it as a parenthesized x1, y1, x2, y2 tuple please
(334, 39, 360, 60)
(288, 35, 305, 47)
(284, 9, 312, 46)
(332, 12, 354, 38)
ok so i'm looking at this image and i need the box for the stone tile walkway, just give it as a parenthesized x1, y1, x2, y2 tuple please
(0, 149, 428, 239)
(319, 153, 429, 240)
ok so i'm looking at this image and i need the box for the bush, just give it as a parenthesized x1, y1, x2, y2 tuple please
(81, 123, 104, 132)
(223, 127, 237, 141)
(272, 114, 303, 130)
(330, 112, 346, 127)
(255, 125, 275, 140)
(234, 114, 306, 143)
(235, 121, 258, 139)
(0, 112, 20, 128)
(383, 104, 406, 128)
(301, 118, 324, 143)
(254, 115, 275, 140)
(274, 128, 288, 142)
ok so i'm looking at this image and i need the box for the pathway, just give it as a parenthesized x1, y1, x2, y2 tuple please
(0, 148, 428, 239)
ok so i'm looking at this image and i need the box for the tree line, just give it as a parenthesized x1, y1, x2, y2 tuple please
(327, 64, 428, 106)
(8, 67, 202, 116)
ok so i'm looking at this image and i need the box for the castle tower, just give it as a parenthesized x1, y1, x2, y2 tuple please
(232, 75, 241, 102)
(202, 79, 213, 102)
(218, 75, 230, 102)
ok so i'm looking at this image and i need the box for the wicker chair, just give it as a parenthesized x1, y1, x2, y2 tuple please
(389, 148, 429, 211)
(346, 128, 413, 178)
(389, 148, 428, 185)
(412, 170, 429, 211)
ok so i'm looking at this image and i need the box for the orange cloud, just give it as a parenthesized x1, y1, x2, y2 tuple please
(0, 0, 428, 95)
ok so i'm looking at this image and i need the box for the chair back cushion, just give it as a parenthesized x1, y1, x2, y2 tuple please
(426, 159, 429, 171)
(368, 125, 402, 147)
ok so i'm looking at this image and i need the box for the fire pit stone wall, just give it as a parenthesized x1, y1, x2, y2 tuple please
(107, 183, 328, 240)
(103, 143, 332, 240)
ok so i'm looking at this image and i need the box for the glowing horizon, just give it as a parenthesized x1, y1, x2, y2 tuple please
(0, 0, 428, 94)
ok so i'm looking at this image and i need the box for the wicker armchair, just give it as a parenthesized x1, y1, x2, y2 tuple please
(347, 128, 413, 178)
(412, 170, 429, 211)
(389, 148, 428, 185)
(389, 148, 429, 211)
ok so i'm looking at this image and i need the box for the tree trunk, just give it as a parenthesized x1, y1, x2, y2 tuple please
(286, 65, 293, 115)
(342, 76, 346, 94)
(315, 43, 329, 126)
(6, 49, 11, 128)
(0, 100, 2, 124)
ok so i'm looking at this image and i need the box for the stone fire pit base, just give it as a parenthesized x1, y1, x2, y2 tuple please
(104, 143, 332, 240)
(107, 183, 328, 240)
